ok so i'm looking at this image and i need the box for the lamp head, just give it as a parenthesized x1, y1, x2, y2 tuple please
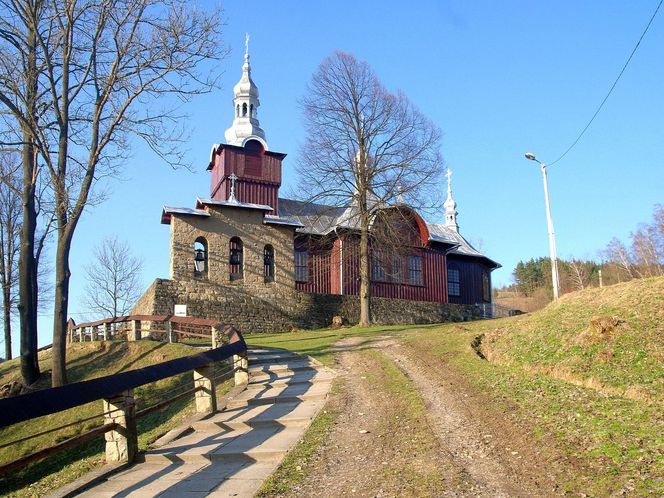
(525, 152, 537, 161)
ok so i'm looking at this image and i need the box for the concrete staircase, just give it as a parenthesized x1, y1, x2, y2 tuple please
(76, 348, 335, 497)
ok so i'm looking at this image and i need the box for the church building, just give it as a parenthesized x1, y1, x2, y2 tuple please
(134, 40, 500, 332)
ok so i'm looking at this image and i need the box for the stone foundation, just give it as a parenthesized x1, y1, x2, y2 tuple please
(132, 278, 482, 334)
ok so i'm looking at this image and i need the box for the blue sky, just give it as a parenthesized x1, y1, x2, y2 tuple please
(25, 1, 664, 347)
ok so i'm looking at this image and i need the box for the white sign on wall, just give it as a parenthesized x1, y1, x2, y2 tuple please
(174, 304, 187, 317)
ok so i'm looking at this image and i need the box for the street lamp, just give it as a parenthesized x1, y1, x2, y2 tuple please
(525, 152, 560, 300)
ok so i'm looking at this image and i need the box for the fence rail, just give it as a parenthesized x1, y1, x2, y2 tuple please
(0, 315, 248, 476)
(474, 302, 523, 319)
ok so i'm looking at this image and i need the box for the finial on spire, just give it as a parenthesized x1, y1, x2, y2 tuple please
(444, 168, 459, 232)
(245, 33, 250, 62)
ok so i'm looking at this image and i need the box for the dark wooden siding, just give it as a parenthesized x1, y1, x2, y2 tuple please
(209, 146, 283, 214)
(446, 255, 492, 305)
(296, 236, 449, 303)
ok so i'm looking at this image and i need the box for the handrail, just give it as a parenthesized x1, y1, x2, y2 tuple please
(0, 322, 245, 428)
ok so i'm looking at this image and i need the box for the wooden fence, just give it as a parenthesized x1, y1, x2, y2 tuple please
(0, 316, 248, 475)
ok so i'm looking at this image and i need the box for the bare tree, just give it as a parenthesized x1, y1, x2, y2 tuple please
(84, 236, 143, 319)
(297, 51, 443, 326)
(0, 153, 21, 360)
(1, 0, 226, 385)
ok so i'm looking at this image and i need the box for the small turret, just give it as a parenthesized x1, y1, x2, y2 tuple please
(224, 33, 268, 149)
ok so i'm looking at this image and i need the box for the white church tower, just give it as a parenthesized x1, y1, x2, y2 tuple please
(224, 33, 268, 149)
(444, 169, 459, 233)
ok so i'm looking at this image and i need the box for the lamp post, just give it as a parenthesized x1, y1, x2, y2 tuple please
(525, 152, 560, 300)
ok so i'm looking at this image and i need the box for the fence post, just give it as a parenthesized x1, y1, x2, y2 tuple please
(102, 390, 138, 464)
(234, 351, 249, 386)
(193, 364, 217, 414)
(92, 325, 99, 341)
(211, 326, 219, 349)
(129, 320, 140, 341)
(104, 323, 111, 341)
(166, 319, 177, 343)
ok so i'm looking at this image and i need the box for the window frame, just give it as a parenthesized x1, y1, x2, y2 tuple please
(264, 245, 275, 282)
(294, 250, 309, 283)
(448, 264, 461, 297)
(229, 237, 244, 281)
(407, 255, 423, 286)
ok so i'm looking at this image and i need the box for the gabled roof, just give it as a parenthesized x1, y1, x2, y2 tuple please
(278, 197, 500, 268)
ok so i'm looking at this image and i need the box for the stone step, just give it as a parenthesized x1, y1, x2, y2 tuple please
(248, 361, 318, 376)
(249, 367, 336, 386)
(232, 378, 332, 403)
(193, 416, 313, 432)
(144, 425, 301, 464)
(226, 391, 328, 409)
(202, 399, 325, 426)
(247, 353, 303, 365)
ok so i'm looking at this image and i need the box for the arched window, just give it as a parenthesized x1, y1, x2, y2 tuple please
(242, 103, 247, 117)
(264, 245, 274, 282)
(194, 237, 208, 276)
(229, 237, 243, 280)
(448, 263, 461, 297)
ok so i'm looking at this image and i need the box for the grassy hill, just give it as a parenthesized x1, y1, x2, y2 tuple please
(399, 276, 664, 496)
(0, 341, 217, 497)
(483, 276, 663, 400)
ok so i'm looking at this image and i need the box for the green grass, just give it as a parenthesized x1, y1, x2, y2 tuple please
(480, 277, 664, 399)
(0, 340, 219, 497)
(245, 323, 438, 365)
(401, 303, 664, 495)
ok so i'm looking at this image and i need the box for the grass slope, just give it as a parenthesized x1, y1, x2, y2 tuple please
(403, 277, 664, 496)
(483, 276, 663, 400)
(0, 341, 211, 497)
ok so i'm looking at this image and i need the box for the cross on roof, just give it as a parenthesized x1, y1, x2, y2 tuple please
(228, 173, 238, 203)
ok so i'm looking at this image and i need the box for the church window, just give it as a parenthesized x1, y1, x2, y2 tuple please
(242, 103, 247, 117)
(229, 237, 243, 280)
(448, 264, 461, 296)
(264, 245, 275, 282)
(194, 238, 208, 276)
(482, 270, 491, 302)
(371, 250, 386, 282)
(295, 250, 308, 282)
(408, 255, 423, 286)
(391, 256, 404, 284)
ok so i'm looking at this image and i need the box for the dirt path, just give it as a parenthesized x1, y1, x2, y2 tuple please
(376, 338, 559, 497)
(281, 336, 559, 497)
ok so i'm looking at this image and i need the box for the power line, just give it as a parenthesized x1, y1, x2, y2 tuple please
(549, 0, 663, 167)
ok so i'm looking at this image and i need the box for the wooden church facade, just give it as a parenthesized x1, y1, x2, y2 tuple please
(150, 39, 499, 330)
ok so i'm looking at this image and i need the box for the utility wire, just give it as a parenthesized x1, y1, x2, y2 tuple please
(549, 0, 663, 167)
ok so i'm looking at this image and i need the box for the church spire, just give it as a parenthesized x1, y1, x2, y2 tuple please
(444, 169, 459, 232)
(224, 33, 268, 149)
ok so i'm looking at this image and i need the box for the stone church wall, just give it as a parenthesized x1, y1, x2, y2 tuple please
(132, 278, 482, 334)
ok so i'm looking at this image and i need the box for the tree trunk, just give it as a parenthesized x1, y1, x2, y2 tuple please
(359, 226, 371, 327)
(51, 232, 73, 386)
(3, 286, 11, 360)
(18, 143, 40, 385)
(17, 0, 42, 386)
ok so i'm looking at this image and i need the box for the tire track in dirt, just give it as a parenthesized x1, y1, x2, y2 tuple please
(374, 337, 559, 497)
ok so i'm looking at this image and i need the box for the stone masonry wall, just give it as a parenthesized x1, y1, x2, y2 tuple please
(132, 277, 482, 334)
